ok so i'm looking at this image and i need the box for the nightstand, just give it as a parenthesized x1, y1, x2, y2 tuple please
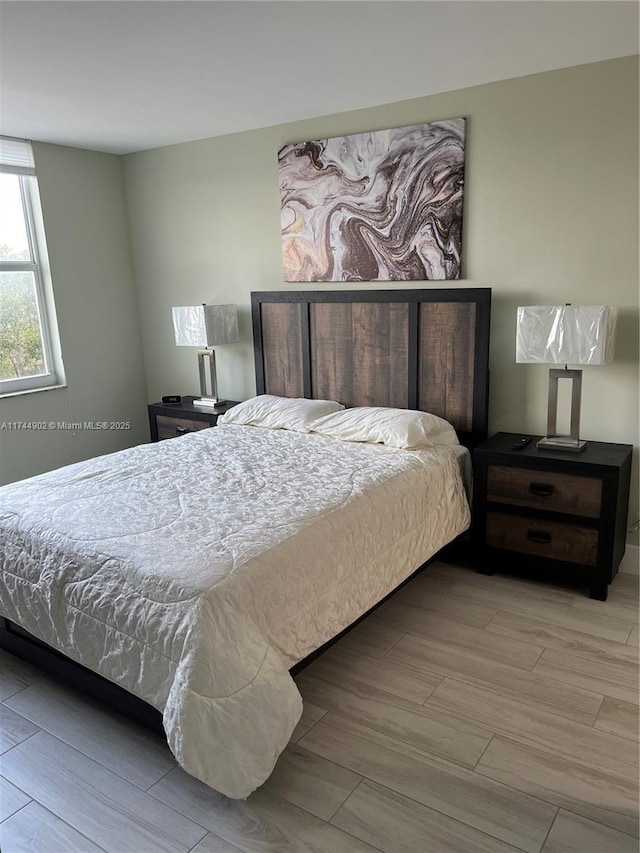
(472, 432, 632, 600)
(148, 396, 239, 442)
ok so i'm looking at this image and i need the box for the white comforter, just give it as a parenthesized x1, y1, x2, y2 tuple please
(0, 424, 470, 798)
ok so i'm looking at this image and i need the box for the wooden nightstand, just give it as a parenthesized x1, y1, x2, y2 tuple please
(148, 396, 239, 442)
(472, 432, 632, 600)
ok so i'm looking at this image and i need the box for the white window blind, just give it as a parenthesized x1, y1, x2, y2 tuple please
(0, 136, 36, 176)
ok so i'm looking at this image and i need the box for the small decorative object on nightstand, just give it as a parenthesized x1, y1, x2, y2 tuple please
(148, 396, 239, 442)
(472, 432, 632, 600)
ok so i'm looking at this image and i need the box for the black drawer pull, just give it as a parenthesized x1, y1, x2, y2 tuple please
(175, 426, 190, 435)
(527, 529, 552, 545)
(528, 482, 555, 497)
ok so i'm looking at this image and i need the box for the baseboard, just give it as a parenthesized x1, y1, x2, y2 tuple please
(620, 544, 639, 575)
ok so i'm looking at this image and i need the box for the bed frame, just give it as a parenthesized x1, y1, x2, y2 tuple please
(1, 287, 491, 734)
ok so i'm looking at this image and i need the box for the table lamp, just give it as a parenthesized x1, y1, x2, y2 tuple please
(172, 304, 239, 407)
(516, 304, 617, 452)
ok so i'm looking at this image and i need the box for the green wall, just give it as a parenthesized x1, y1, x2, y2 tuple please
(124, 56, 639, 543)
(0, 145, 148, 484)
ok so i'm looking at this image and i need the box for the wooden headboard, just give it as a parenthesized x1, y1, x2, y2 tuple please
(251, 288, 491, 447)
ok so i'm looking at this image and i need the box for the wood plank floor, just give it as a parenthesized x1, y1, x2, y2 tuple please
(1, 560, 638, 852)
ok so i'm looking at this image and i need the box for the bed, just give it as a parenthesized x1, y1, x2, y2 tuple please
(0, 287, 491, 799)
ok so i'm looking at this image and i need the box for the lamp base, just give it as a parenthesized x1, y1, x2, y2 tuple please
(196, 349, 224, 408)
(193, 397, 226, 409)
(540, 368, 586, 453)
(537, 436, 587, 453)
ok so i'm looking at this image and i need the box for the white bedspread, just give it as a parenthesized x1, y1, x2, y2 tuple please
(0, 425, 470, 798)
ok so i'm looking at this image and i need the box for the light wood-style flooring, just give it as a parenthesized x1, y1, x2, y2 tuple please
(1, 560, 638, 852)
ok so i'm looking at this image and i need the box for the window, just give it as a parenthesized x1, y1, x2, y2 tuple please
(0, 136, 64, 394)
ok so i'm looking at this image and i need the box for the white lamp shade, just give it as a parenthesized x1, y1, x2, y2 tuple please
(172, 304, 239, 347)
(516, 305, 617, 366)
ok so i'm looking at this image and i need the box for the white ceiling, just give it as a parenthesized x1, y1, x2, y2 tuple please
(1, 1, 638, 155)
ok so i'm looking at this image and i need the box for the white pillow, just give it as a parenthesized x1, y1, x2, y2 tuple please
(217, 395, 344, 432)
(308, 406, 459, 449)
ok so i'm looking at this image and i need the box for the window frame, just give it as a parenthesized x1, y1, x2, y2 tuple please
(0, 144, 64, 395)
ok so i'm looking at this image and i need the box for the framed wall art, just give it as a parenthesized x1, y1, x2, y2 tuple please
(278, 118, 466, 282)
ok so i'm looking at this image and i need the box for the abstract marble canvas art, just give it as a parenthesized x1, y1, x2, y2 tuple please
(278, 118, 466, 282)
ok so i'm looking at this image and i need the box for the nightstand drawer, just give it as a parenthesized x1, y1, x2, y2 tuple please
(156, 415, 211, 441)
(486, 511, 598, 566)
(487, 465, 601, 518)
